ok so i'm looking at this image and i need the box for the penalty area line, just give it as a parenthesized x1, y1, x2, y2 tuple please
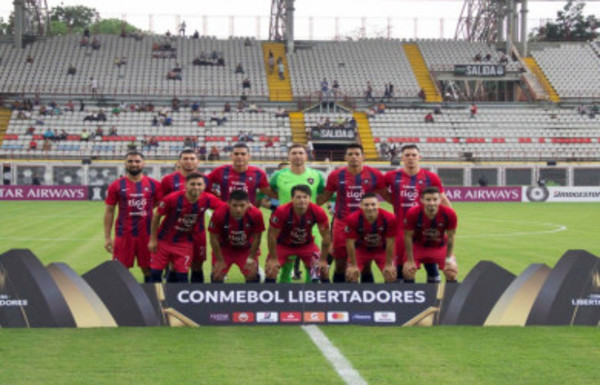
(302, 325, 368, 385)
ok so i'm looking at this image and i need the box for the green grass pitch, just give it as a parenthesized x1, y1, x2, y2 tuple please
(0, 201, 599, 384)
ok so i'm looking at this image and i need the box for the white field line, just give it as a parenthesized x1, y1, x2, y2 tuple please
(302, 325, 368, 385)
(458, 219, 567, 238)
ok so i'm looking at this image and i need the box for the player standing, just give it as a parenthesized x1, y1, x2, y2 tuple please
(148, 173, 224, 283)
(343, 193, 397, 283)
(208, 190, 264, 283)
(265, 185, 331, 283)
(384, 144, 451, 282)
(104, 151, 162, 282)
(403, 187, 458, 282)
(161, 149, 209, 283)
(269, 144, 326, 282)
(207, 143, 276, 204)
(317, 143, 388, 283)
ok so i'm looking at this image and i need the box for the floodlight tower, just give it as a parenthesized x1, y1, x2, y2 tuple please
(269, 0, 295, 52)
(13, 0, 50, 48)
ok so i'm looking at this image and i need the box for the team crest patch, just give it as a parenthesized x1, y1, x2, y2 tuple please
(307, 178, 315, 185)
(363, 179, 370, 184)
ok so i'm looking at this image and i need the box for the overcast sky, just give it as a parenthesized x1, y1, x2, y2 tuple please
(2, 1, 600, 39)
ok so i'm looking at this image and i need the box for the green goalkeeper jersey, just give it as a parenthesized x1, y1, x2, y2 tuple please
(269, 167, 325, 204)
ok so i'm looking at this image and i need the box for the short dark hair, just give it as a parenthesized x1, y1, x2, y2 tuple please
(229, 190, 249, 202)
(421, 186, 440, 196)
(346, 143, 363, 154)
(361, 192, 378, 201)
(126, 151, 144, 159)
(179, 149, 197, 159)
(233, 143, 249, 151)
(288, 143, 306, 153)
(401, 144, 420, 153)
(291, 184, 312, 198)
(186, 172, 205, 182)
(277, 162, 289, 169)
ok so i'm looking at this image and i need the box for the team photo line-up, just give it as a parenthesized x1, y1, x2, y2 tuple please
(104, 142, 458, 284)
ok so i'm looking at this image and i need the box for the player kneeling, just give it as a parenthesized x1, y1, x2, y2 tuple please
(345, 193, 397, 283)
(402, 186, 458, 283)
(265, 185, 331, 283)
(208, 190, 264, 283)
(148, 173, 222, 283)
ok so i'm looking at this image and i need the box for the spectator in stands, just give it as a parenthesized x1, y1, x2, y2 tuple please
(278, 60, 285, 80)
(434, 105, 442, 115)
(247, 103, 259, 113)
(379, 142, 389, 159)
(268, 51, 275, 74)
(349, 117, 357, 130)
(149, 136, 159, 148)
(83, 27, 90, 38)
(484, 52, 492, 62)
(112, 106, 121, 117)
(58, 130, 68, 140)
(65, 100, 75, 113)
(578, 104, 586, 116)
(307, 140, 315, 160)
(80, 129, 90, 141)
(470, 103, 478, 119)
(210, 111, 227, 125)
(95, 126, 104, 137)
(192, 30, 200, 39)
(97, 110, 107, 122)
(152, 116, 159, 126)
(91, 37, 101, 50)
(25, 126, 35, 135)
(365, 81, 375, 102)
(377, 102, 386, 114)
(128, 139, 138, 151)
(384, 82, 394, 101)
(26, 55, 34, 64)
(80, 100, 85, 112)
(321, 78, 329, 95)
(191, 111, 201, 122)
(173, 63, 182, 73)
(43, 128, 54, 140)
(424, 112, 434, 123)
(163, 115, 173, 126)
(244, 37, 252, 47)
(275, 107, 288, 118)
(67, 64, 77, 76)
(237, 99, 246, 112)
(265, 137, 275, 148)
(223, 142, 233, 154)
(418, 88, 426, 102)
(109, 126, 118, 136)
(332, 80, 340, 96)
(191, 101, 201, 112)
(28, 140, 37, 151)
(235, 63, 244, 74)
(223, 102, 232, 113)
(39, 105, 49, 116)
(499, 52, 508, 64)
(242, 78, 251, 90)
(171, 97, 180, 112)
(42, 139, 51, 152)
(474, 53, 482, 62)
(179, 21, 186, 36)
(198, 145, 207, 160)
(90, 77, 98, 98)
(208, 146, 220, 160)
(167, 70, 182, 80)
(80, 37, 89, 47)
(183, 137, 196, 149)
(53, 129, 60, 140)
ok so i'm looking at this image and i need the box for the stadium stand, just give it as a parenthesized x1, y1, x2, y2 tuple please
(531, 43, 600, 99)
(370, 107, 600, 161)
(287, 39, 420, 99)
(0, 35, 268, 98)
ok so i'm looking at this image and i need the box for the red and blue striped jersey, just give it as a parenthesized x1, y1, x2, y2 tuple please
(345, 208, 397, 252)
(404, 205, 457, 248)
(208, 165, 268, 203)
(384, 169, 444, 221)
(270, 202, 329, 247)
(325, 166, 385, 220)
(208, 204, 265, 249)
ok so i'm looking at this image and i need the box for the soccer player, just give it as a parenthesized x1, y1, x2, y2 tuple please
(104, 151, 162, 282)
(265, 185, 331, 283)
(269, 144, 326, 282)
(148, 173, 224, 283)
(403, 186, 458, 282)
(208, 143, 276, 204)
(384, 144, 451, 282)
(317, 143, 388, 283)
(161, 149, 209, 283)
(208, 190, 264, 283)
(344, 193, 397, 283)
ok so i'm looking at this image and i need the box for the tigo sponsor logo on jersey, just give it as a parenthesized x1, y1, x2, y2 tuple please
(280, 312, 302, 323)
(374, 311, 396, 323)
(327, 311, 349, 323)
(233, 312, 255, 323)
(208, 313, 230, 323)
(256, 312, 279, 323)
(303, 312, 325, 323)
(351, 312, 373, 323)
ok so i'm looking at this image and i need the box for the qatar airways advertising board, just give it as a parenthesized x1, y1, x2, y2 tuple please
(0, 186, 88, 201)
(445, 187, 522, 202)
